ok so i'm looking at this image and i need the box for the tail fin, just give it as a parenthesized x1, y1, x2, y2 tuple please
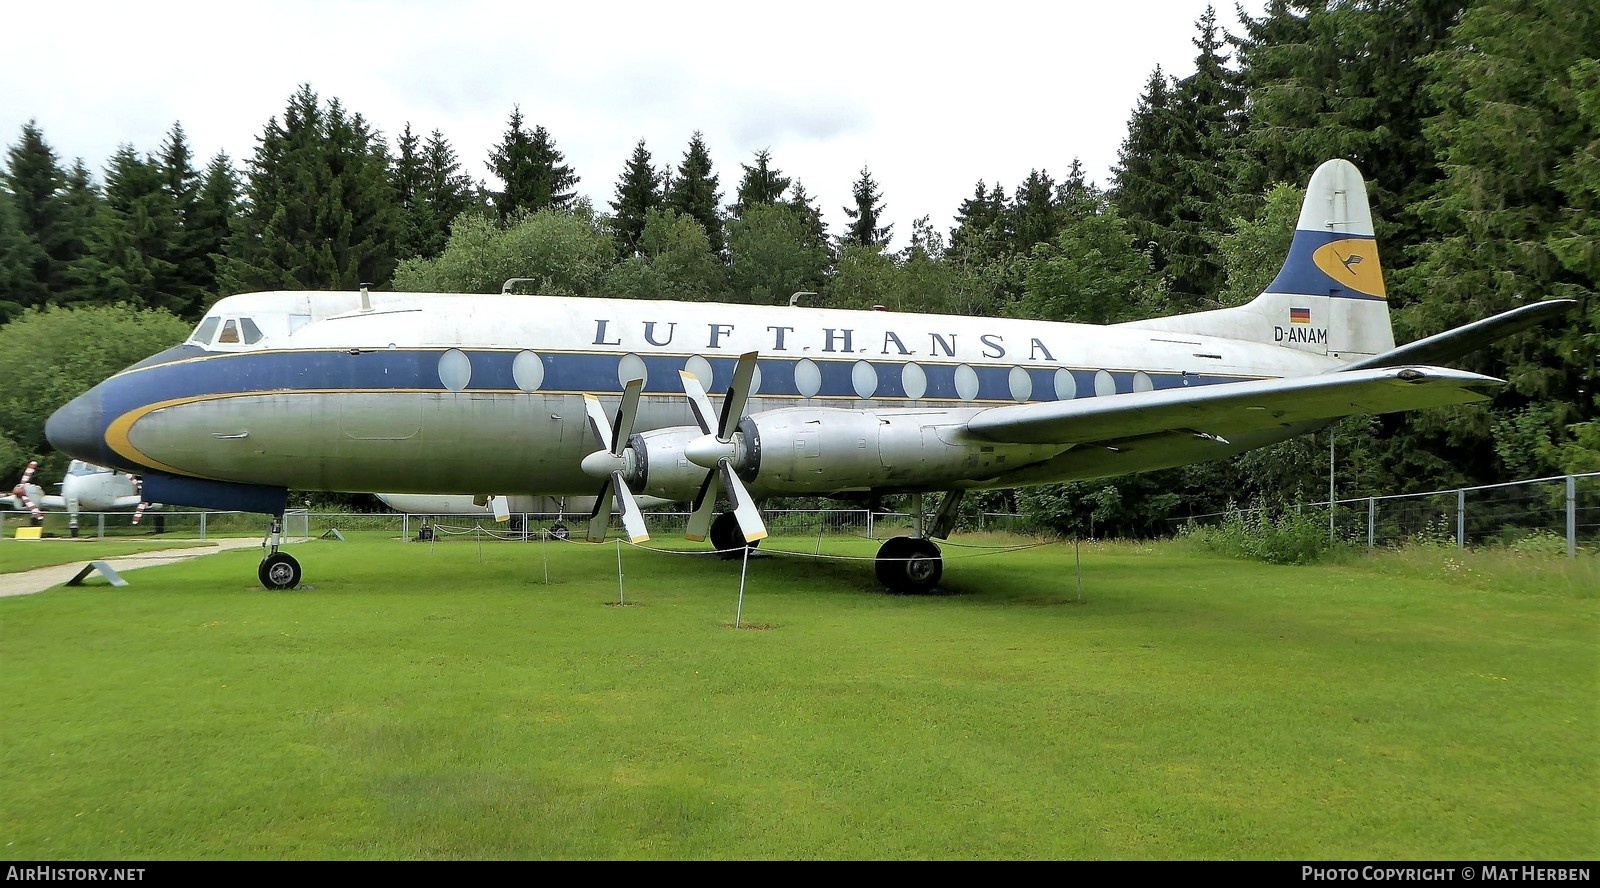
(1117, 158, 1395, 361)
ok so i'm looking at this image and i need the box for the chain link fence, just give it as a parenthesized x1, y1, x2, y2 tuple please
(1179, 472, 1600, 557)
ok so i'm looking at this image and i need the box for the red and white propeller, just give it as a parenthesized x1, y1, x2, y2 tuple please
(11, 461, 44, 522)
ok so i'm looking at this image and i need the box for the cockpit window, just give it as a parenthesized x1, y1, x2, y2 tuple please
(240, 317, 264, 344)
(191, 317, 220, 345)
(219, 320, 241, 344)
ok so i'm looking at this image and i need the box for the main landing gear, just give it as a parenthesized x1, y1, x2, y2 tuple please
(258, 514, 301, 590)
(872, 490, 964, 595)
(709, 510, 760, 559)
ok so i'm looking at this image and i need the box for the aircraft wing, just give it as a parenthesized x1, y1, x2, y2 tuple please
(2, 491, 66, 510)
(965, 365, 1502, 446)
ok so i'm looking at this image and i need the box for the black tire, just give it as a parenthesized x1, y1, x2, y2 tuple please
(875, 536, 942, 594)
(258, 552, 301, 590)
(549, 522, 570, 540)
(709, 511, 760, 560)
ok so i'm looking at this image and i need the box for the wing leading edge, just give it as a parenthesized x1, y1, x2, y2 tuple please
(964, 366, 1503, 446)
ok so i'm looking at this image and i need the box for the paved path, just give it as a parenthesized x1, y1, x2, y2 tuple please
(0, 537, 290, 598)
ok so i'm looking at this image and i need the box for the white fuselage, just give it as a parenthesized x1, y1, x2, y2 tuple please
(64, 290, 1343, 506)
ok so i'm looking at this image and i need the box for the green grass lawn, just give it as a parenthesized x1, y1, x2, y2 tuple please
(1, 532, 1594, 860)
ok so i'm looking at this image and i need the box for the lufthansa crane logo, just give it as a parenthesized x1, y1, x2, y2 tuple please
(1312, 238, 1386, 298)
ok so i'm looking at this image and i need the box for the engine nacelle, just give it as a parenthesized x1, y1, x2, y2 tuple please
(626, 426, 717, 502)
(742, 407, 987, 494)
(623, 407, 1056, 501)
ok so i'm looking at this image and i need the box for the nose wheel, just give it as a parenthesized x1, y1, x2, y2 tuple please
(875, 537, 943, 594)
(258, 514, 301, 589)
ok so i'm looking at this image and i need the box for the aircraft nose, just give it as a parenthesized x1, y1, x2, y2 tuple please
(46, 389, 114, 468)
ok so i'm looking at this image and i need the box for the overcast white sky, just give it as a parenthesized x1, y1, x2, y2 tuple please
(3, 0, 1262, 252)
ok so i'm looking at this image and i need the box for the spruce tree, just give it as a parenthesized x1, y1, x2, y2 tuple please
(730, 148, 791, 218)
(666, 131, 725, 257)
(417, 130, 476, 259)
(487, 108, 577, 220)
(156, 123, 212, 317)
(1010, 169, 1061, 252)
(80, 144, 182, 311)
(221, 85, 401, 293)
(188, 152, 238, 312)
(609, 139, 664, 257)
(2, 122, 89, 309)
(1400, 0, 1599, 483)
(840, 165, 891, 249)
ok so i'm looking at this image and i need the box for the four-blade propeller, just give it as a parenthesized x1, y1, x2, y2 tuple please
(681, 352, 767, 548)
(580, 377, 650, 543)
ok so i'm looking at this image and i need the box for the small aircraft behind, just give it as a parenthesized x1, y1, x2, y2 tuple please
(43, 159, 1573, 591)
(3, 459, 161, 534)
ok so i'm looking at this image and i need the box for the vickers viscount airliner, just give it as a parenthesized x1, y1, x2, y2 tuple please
(45, 159, 1572, 591)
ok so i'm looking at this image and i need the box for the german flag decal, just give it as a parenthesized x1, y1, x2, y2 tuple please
(1290, 307, 1311, 325)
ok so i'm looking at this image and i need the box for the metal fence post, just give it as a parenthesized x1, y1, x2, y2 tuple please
(1567, 475, 1577, 559)
(1368, 497, 1375, 550)
(199, 511, 207, 539)
(1457, 488, 1466, 549)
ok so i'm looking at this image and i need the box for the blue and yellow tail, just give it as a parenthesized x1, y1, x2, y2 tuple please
(1120, 158, 1395, 361)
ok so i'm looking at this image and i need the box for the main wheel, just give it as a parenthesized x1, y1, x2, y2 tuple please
(258, 552, 301, 590)
(709, 511, 760, 560)
(549, 522, 570, 540)
(875, 537, 942, 594)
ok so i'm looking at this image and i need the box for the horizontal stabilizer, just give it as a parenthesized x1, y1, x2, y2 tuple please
(965, 366, 1502, 446)
(1340, 300, 1576, 372)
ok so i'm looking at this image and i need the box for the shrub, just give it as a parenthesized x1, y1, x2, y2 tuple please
(1181, 504, 1339, 565)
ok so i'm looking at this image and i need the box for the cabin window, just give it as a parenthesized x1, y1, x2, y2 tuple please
(795, 359, 821, 399)
(1133, 371, 1154, 393)
(190, 317, 220, 345)
(438, 348, 472, 392)
(618, 353, 647, 387)
(1093, 370, 1117, 397)
(901, 363, 927, 400)
(1008, 366, 1032, 403)
(513, 350, 545, 392)
(851, 361, 878, 400)
(954, 364, 980, 402)
(684, 355, 713, 388)
(1054, 368, 1077, 400)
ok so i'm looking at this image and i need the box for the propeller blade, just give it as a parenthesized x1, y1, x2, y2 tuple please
(679, 370, 718, 436)
(19, 461, 37, 486)
(717, 458, 768, 543)
(582, 394, 614, 452)
(612, 378, 643, 455)
(586, 476, 614, 542)
(611, 472, 650, 543)
(683, 470, 722, 543)
(718, 352, 757, 440)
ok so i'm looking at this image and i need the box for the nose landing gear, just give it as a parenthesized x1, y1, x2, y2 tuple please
(258, 514, 301, 590)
